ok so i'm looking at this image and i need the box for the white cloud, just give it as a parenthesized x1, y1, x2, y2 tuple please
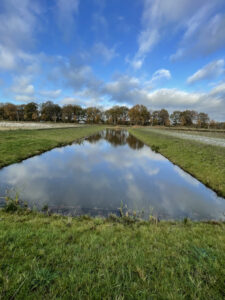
(125, 56, 143, 70)
(0, 45, 16, 70)
(208, 82, 225, 98)
(187, 59, 224, 84)
(55, 0, 79, 40)
(93, 42, 118, 62)
(40, 89, 62, 98)
(103, 75, 140, 104)
(146, 88, 201, 108)
(60, 97, 80, 105)
(11, 76, 34, 95)
(62, 64, 102, 91)
(0, 0, 41, 51)
(100, 74, 225, 120)
(172, 13, 225, 60)
(0, 0, 43, 76)
(131, 0, 224, 68)
(60, 95, 103, 108)
(151, 69, 171, 82)
(9, 75, 35, 103)
(14, 95, 35, 102)
(92, 13, 108, 35)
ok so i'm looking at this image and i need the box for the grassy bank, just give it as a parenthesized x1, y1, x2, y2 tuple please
(0, 210, 224, 299)
(129, 128, 225, 198)
(0, 125, 105, 169)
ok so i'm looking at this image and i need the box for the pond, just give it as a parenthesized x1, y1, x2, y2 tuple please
(0, 129, 225, 220)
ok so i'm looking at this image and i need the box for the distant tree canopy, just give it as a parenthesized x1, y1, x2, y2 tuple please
(41, 101, 61, 122)
(0, 101, 224, 129)
(128, 104, 150, 125)
(105, 106, 129, 125)
(24, 102, 38, 121)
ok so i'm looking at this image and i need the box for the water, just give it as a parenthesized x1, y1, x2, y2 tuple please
(0, 129, 224, 220)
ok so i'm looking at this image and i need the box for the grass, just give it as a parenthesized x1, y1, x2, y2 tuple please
(0, 210, 224, 299)
(0, 125, 105, 169)
(129, 128, 225, 198)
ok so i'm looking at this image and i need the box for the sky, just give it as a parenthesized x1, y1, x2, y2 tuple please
(0, 0, 225, 121)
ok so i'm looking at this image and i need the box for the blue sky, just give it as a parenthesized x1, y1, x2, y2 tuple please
(0, 0, 225, 120)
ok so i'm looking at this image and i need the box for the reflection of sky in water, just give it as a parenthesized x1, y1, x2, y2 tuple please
(0, 129, 225, 220)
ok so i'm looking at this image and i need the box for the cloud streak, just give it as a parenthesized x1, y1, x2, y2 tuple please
(131, 0, 224, 68)
(187, 59, 224, 84)
(55, 0, 79, 40)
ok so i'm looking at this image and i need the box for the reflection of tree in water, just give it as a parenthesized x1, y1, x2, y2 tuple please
(86, 129, 144, 149)
(103, 129, 128, 146)
(86, 133, 102, 144)
(126, 135, 144, 150)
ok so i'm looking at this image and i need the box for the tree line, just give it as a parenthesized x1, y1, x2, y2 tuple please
(0, 101, 224, 129)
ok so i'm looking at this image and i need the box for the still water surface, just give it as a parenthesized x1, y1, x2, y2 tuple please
(0, 129, 224, 220)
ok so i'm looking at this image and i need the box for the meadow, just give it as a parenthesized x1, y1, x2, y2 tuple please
(0, 209, 224, 299)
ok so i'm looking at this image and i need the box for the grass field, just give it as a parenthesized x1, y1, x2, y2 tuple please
(129, 128, 225, 198)
(0, 125, 105, 169)
(0, 210, 224, 299)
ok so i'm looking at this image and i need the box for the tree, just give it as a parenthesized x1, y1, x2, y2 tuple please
(104, 129, 128, 146)
(73, 105, 84, 122)
(41, 101, 61, 122)
(0, 104, 4, 120)
(24, 102, 38, 121)
(86, 107, 102, 123)
(105, 106, 129, 125)
(126, 135, 144, 149)
(62, 105, 74, 122)
(170, 111, 181, 126)
(209, 120, 216, 129)
(105, 106, 119, 124)
(152, 111, 160, 125)
(86, 133, 102, 144)
(128, 105, 150, 125)
(197, 112, 209, 128)
(158, 109, 170, 126)
(119, 106, 129, 124)
(17, 105, 25, 121)
(180, 110, 197, 126)
(3, 103, 18, 121)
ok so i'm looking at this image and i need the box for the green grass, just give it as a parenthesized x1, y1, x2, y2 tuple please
(0, 210, 224, 299)
(0, 126, 105, 169)
(129, 128, 225, 198)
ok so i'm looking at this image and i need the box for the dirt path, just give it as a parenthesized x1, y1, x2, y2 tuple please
(148, 129, 225, 148)
(0, 121, 83, 130)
